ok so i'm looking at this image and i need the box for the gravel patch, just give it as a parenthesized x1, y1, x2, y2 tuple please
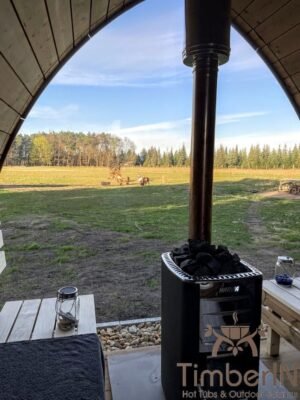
(98, 320, 268, 353)
(98, 321, 161, 352)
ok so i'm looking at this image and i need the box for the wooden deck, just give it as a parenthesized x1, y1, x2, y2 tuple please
(1, 292, 299, 399)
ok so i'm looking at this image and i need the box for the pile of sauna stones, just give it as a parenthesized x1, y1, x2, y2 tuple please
(172, 239, 243, 277)
(98, 321, 161, 352)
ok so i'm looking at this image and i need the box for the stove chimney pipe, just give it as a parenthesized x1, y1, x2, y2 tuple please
(184, 0, 231, 243)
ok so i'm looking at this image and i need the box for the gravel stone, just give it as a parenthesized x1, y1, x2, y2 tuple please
(128, 325, 138, 334)
(98, 322, 161, 352)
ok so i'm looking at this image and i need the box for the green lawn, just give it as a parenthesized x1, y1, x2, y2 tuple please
(260, 198, 300, 256)
(1, 167, 299, 320)
(0, 167, 299, 253)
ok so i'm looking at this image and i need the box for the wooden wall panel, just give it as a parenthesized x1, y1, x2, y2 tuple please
(247, 30, 265, 49)
(46, 0, 73, 59)
(240, 0, 288, 28)
(233, 15, 252, 34)
(284, 77, 299, 95)
(270, 24, 300, 60)
(0, 0, 43, 93)
(295, 93, 300, 109)
(0, 102, 20, 133)
(108, 0, 124, 17)
(272, 61, 289, 80)
(256, 0, 300, 43)
(13, 0, 58, 76)
(281, 50, 300, 76)
(0, 134, 8, 156)
(0, 56, 31, 114)
(260, 45, 277, 64)
(71, 0, 91, 45)
(91, 0, 109, 28)
(231, 0, 253, 14)
(293, 72, 300, 91)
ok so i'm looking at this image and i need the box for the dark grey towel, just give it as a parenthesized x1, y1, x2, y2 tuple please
(0, 333, 105, 400)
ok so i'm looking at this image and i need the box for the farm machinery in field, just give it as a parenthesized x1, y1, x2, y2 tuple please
(278, 180, 300, 195)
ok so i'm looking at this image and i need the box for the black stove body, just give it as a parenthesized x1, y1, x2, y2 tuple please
(161, 252, 263, 400)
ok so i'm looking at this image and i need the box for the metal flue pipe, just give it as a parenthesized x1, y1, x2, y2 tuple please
(183, 0, 231, 243)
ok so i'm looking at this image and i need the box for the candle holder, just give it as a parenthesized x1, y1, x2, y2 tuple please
(55, 286, 80, 331)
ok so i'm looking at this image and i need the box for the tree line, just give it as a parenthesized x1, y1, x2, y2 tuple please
(5, 132, 137, 167)
(214, 144, 300, 169)
(4, 131, 300, 169)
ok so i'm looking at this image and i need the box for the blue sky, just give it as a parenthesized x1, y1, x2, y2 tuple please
(21, 0, 299, 152)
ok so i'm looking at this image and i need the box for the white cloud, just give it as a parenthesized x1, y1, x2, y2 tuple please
(28, 104, 79, 120)
(110, 113, 298, 152)
(110, 119, 190, 152)
(54, 70, 185, 88)
(52, 7, 188, 88)
(51, 10, 266, 89)
(111, 119, 188, 134)
(216, 111, 268, 125)
(109, 112, 269, 151)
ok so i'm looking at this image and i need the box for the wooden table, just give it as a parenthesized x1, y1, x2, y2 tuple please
(262, 278, 300, 356)
(0, 294, 96, 343)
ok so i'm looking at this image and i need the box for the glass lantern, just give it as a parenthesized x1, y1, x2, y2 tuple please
(55, 286, 80, 331)
(275, 256, 295, 286)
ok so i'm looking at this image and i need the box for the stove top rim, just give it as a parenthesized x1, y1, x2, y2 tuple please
(162, 252, 263, 283)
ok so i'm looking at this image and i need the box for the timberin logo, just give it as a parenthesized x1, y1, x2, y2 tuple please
(205, 312, 258, 357)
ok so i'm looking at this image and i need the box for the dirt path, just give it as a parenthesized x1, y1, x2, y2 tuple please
(240, 201, 285, 278)
(261, 191, 300, 200)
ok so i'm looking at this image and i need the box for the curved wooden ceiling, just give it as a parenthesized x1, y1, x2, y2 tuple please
(0, 0, 299, 167)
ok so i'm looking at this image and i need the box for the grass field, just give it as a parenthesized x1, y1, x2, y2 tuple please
(0, 167, 299, 247)
(0, 167, 299, 321)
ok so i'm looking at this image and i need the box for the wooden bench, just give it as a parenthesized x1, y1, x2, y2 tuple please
(262, 278, 300, 356)
(0, 226, 6, 274)
(0, 294, 96, 343)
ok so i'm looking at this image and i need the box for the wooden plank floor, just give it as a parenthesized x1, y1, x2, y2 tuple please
(0, 294, 96, 343)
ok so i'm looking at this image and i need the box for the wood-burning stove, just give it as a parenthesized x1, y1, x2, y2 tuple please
(160, 2, 263, 398)
(161, 252, 262, 399)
